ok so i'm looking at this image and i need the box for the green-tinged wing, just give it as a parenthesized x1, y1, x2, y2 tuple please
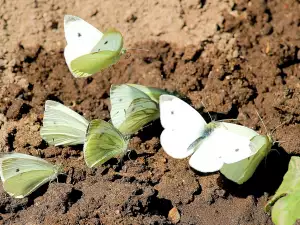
(83, 119, 128, 168)
(127, 84, 168, 103)
(265, 156, 300, 212)
(118, 98, 159, 135)
(220, 134, 272, 184)
(70, 50, 121, 77)
(70, 28, 124, 77)
(265, 157, 300, 225)
(110, 84, 150, 129)
(91, 28, 123, 52)
(40, 100, 89, 146)
(4, 170, 55, 198)
(0, 153, 61, 198)
(0, 153, 55, 180)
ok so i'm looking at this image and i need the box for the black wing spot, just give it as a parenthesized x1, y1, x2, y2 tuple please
(98, 49, 101, 51)
(104, 41, 108, 44)
(119, 99, 122, 102)
(16, 168, 20, 172)
(235, 148, 239, 152)
(170, 111, 174, 115)
(78, 33, 81, 37)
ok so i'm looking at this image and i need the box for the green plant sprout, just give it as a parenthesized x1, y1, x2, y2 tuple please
(265, 156, 300, 225)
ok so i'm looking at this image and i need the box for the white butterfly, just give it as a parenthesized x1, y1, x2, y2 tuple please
(64, 15, 124, 77)
(159, 94, 259, 173)
(0, 153, 63, 198)
(40, 100, 89, 146)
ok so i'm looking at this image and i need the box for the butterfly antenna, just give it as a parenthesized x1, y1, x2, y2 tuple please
(218, 118, 240, 123)
(270, 121, 288, 137)
(127, 48, 150, 52)
(125, 48, 149, 59)
(255, 110, 269, 134)
(201, 100, 213, 122)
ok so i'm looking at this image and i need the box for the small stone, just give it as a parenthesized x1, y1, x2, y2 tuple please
(168, 207, 180, 224)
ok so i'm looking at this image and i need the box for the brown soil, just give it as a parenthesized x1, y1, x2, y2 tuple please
(0, 0, 299, 224)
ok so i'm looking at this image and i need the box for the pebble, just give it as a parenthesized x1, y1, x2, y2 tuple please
(168, 207, 180, 224)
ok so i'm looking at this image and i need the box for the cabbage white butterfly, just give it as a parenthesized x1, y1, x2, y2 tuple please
(84, 119, 129, 168)
(64, 15, 125, 77)
(110, 84, 168, 135)
(0, 153, 63, 198)
(40, 100, 89, 146)
(159, 94, 259, 173)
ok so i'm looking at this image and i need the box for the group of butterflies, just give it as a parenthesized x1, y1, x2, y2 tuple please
(0, 15, 273, 199)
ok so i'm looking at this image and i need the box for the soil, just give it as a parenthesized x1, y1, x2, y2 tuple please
(0, 0, 299, 224)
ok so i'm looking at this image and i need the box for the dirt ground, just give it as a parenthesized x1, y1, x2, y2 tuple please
(0, 0, 299, 224)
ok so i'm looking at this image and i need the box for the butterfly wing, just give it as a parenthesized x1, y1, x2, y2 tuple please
(64, 15, 103, 77)
(83, 119, 128, 168)
(189, 127, 256, 173)
(159, 95, 207, 159)
(220, 134, 272, 184)
(118, 97, 159, 135)
(40, 100, 89, 146)
(0, 153, 60, 198)
(219, 122, 259, 138)
(64, 15, 103, 46)
(110, 84, 150, 129)
(70, 51, 121, 77)
(69, 29, 124, 77)
(127, 84, 168, 103)
(91, 28, 123, 52)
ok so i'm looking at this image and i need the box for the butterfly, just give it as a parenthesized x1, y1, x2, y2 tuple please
(159, 94, 262, 173)
(40, 100, 89, 146)
(110, 84, 168, 135)
(64, 15, 125, 77)
(0, 153, 63, 198)
(40, 100, 129, 168)
(83, 119, 129, 168)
